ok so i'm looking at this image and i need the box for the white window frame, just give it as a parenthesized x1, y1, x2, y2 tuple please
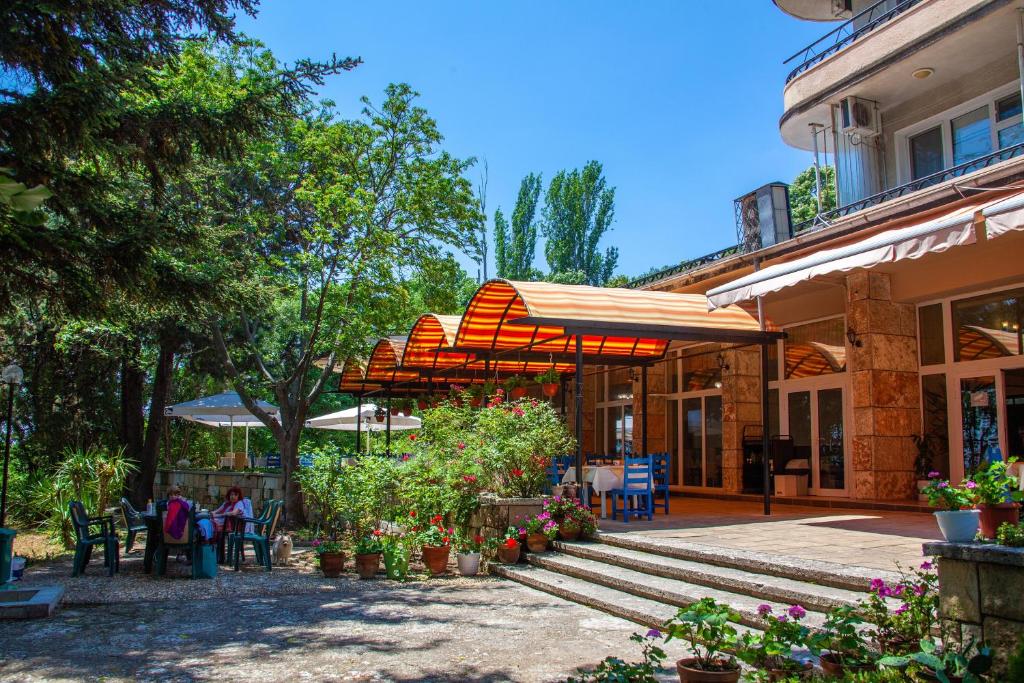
(894, 81, 1024, 184)
(916, 281, 1024, 482)
(664, 346, 724, 491)
(595, 367, 634, 457)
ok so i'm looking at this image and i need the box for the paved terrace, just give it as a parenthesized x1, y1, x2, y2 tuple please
(598, 497, 940, 573)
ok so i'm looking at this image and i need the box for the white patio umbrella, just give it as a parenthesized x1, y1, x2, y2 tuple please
(165, 391, 278, 456)
(305, 404, 420, 452)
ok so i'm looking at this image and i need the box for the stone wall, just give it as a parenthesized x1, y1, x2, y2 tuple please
(925, 541, 1024, 677)
(847, 271, 921, 500)
(468, 494, 547, 540)
(155, 468, 285, 511)
(721, 347, 763, 494)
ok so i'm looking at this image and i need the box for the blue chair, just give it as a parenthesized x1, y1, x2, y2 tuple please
(651, 453, 670, 515)
(609, 455, 654, 523)
(545, 456, 573, 491)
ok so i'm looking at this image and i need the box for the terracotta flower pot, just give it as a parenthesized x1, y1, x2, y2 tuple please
(510, 386, 528, 400)
(375, 414, 385, 423)
(401, 407, 412, 417)
(542, 383, 559, 397)
(766, 661, 813, 681)
(497, 543, 521, 564)
(818, 652, 876, 678)
(675, 658, 741, 683)
(526, 533, 549, 553)
(978, 502, 1020, 538)
(354, 552, 380, 579)
(470, 396, 482, 408)
(558, 522, 581, 541)
(421, 545, 450, 575)
(390, 407, 399, 416)
(318, 551, 346, 578)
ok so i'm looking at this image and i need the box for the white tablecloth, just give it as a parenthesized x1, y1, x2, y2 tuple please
(561, 465, 624, 492)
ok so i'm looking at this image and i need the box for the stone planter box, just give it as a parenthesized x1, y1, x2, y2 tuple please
(923, 541, 1024, 678)
(468, 494, 548, 542)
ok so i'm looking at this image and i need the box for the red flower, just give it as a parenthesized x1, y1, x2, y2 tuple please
(442, 536, 450, 545)
(372, 529, 383, 537)
(409, 510, 417, 518)
(503, 538, 518, 549)
(457, 442, 466, 450)
(411, 525, 420, 532)
(431, 514, 443, 524)
(408, 433, 417, 441)
(512, 407, 524, 417)
(401, 454, 411, 461)
(474, 535, 484, 544)
(463, 474, 477, 484)
(510, 468, 524, 477)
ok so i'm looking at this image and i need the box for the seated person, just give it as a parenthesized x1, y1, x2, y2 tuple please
(212, 486, 247, 535)
(163, 485, 191, 543)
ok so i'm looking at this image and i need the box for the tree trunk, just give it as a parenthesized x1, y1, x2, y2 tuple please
(128, 333, 178, 507)
(278, 431, 305, 526)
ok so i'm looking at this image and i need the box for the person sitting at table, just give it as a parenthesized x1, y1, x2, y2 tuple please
(163, 485, 191, 543)
(212, 486, 247, 536)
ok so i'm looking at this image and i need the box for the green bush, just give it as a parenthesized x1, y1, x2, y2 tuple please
(995, 521, 1024, 547)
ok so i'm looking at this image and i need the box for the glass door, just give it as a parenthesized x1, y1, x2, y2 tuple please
(784, 385, 848, 495)
(960, 376, 998, 473)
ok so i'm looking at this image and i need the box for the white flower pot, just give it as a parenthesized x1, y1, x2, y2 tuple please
(934, 509, 980, 543)
(456, 551, 481, 576)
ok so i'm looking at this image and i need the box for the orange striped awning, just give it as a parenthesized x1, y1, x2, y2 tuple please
(454, 279, 775, 361)
(785, 342, 847, 379)
(958, 325, 1022, 361)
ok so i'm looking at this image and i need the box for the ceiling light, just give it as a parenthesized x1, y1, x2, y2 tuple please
(912, 68, 934, 80)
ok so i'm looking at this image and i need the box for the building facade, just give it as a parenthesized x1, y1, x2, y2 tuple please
(581, 0, 1024, 502)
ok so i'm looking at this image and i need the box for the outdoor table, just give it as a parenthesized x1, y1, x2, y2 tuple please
(561, 465, 624, 519)
(142, 507, 211, 573)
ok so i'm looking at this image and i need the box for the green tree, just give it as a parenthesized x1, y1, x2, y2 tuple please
(789, 165, 837, 225)
(494, 172, 542, 280)
(210, 84, 480, 522)
(541, 161, 618, 286)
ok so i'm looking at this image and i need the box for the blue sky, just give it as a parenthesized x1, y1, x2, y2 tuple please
(235, 2, 830, 279)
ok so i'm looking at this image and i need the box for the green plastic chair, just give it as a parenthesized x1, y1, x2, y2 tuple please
(154, 504, 199, 578)
(69, 501, 119, 577)
(231, 500, 282, 571)
(119, 497, 148, 553)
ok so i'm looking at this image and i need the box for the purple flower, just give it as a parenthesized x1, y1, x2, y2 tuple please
(913, 584, 926, 597)
(788, 605, 807, 620)
(938, 481, 949, 489)
(920, 561, 934, 571)
(757, 604, 773, 617)
(965, 480, 977, 489)
(895, 603, 910, 615)
(928, 471, 941, 479)
(646, 628, 662, 639)
(777, 615, 788, 623)
(518, 527, 526, 535)
(869, 578, 886, 593)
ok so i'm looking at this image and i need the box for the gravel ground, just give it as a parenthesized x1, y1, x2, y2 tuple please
(5, 550, 689, 682)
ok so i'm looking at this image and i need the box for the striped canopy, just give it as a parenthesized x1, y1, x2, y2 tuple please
(785, 342, 847, 379)
(958, 325, 1022, 361)
(454, 279, 773, 361)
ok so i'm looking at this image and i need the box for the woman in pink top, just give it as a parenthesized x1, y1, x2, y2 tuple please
(212, 486, 246, 536)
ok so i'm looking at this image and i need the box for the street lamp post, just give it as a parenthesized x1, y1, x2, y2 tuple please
(1, 363, 23, 529)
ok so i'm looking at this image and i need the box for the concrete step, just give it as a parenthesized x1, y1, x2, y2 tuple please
(525, 551, 828, 630)
(553, 540, 868, 614)
(594, 532, 900, 592)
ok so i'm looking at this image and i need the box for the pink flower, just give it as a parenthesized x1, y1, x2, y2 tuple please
(788, 605, 807, 620)
(777, 615, 788, 623)
(757, 604, 772, 617)
(512, 407, 524, 417)
(920, 561, 934, 571)
(965, 480, 977, 489)
(913, 584, 926, 596)
(869, 578, 886, 593)
(646, 629, 662, 639)
(938, 481, 949, 489)
(401, 454, 411, 461)
(928, 471, 941, 479)
(895, 603, 910, 615)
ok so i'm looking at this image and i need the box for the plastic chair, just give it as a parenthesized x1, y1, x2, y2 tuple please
(155, 503, 199, 578)
(609, 455, 654, 523)
(119, 497, 148, 553)
(651, 453, 671, 515)
(69, 501, 120, 577)
(231, 500, 282, 571)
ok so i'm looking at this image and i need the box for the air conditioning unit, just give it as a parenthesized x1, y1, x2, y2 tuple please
(839, 96, 878, 138)
(734, 183, 793, 252)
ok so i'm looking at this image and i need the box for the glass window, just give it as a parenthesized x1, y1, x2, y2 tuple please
(605, 407, 616, 456)
(961, 376, 998, 474)
(666, 399, 680, 485)
(952, 288, 1024, 361)
(682, 346, 722, 392)
(1005, 368, 1024, 461)
(788, 391, 812, 464)
(951, 106, 992, 166)
(705, 396, 723, 488)
(784, 317, 847, 379)
(998, 123, 1024, 149)
(594, 408, 604, 455)
(918, 303, 945, 365)
(997, 93, 1022, 121)
(817, 388, 845, 490)
(683, 398, 702, 486)
(768, 388, 780, 439)
(921, 374, 950, 479)
(618, 405, 633, 457)
(910, 126, 944, 180)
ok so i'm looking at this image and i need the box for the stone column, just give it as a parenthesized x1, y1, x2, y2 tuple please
(847, 271, 921, 501)
(721, 347, 763, 493)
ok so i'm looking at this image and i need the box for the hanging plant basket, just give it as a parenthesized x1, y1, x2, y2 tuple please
(541, 383, 559, 397)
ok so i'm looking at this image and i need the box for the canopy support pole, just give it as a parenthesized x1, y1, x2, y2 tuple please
(386, 396, 392, 456)
(574, 335, 584, 489)
(356, 395, 362, 455)
(560, 377, 566, 419)
(641, 365, 648, 458)
(761, 344, 772, 517)
(229, 415, 234, 456)
(244, 425, 249, 465)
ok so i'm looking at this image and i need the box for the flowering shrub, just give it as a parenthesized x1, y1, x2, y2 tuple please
(453, 529, 487, 553)
(860, 561, 939, 655)
(417, 513, 453, 548)
(524, 511, 559, 539)
(310, 538, 344, 557)
(663, 598, 740, 672)
(922, 472, 975, 510)
(544, 496, 600, 536)
(809, 604, 875, 670)
(736, 604, 814, 677)
(970, 457, 1023, 506)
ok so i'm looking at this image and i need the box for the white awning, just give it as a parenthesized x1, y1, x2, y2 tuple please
(705, 196, 1011, 309)
(982, 191, 1024, 239)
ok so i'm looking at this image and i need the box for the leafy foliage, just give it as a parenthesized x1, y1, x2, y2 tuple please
(542, 161, 618, 286)
(564, 632, 666, 683)
(663, 598, 740, 671)
(789, 164, 837, 225)
(494, 173, 542, 280)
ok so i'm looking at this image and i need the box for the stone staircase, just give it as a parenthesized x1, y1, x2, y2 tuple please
(493, 532, 901, 632)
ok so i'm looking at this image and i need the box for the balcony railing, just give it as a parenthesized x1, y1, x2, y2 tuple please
(784, 0, 924, 83)
(627, 244, 742, 288)
(792, 140, 1024, 234)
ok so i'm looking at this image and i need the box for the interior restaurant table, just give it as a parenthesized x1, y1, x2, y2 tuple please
(561, 464, 625, 519)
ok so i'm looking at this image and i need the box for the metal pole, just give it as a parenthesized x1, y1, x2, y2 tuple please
(810, 123, 824, 216)
(356, 395, 362, 455)
(641, 365, 648, 458)
(574, 335, 584, 488)
(385, 396, 392, 456)
(755, 256, 772, 516)
(0, 384, 13, 528)
(560, 377, 567, 418)
(1016, 9, 1024, 115)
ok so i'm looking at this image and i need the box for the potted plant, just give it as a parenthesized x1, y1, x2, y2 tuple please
(503, 375, 529, 400)
(353, 530, 384, 580)
(496, 526, 522, 564)
(970, 457, 1022, 538)
(912, 435, 936, 502)
(417, 396, 430, 411)
(374, 406, 386, 423)
(380, 526, 413, 581)
(810, 605, 876, 677)
(737, 604, 814, 681)
(534, 368, 561, 398)
(996, 520, 1024, 546)
(922, 474, 980, 542)
(663, 597, 741, 682)
(418, 513, 452, 575)
(524, 511, 558, 552)
(399, 398, 413, 417)
(466, 384, 485, 408)
(880, 637, 992, 682)
(311, 538, 346, 578)
(453, 529, 486, 576)
(860, 561, 938, 656)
